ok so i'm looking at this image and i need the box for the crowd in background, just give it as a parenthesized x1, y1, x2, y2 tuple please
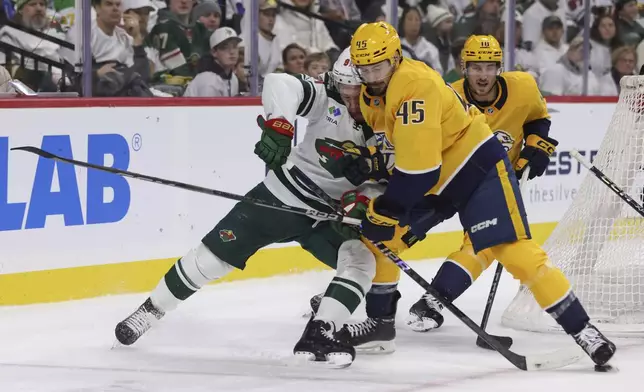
(0, 0, 641, 97)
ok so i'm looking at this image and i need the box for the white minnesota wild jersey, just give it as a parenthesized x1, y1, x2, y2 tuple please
(261, 72, 394, 212)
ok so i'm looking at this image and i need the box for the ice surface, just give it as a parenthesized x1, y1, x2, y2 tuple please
(0, 259, 642, 392)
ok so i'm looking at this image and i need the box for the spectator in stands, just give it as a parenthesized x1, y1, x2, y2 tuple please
(493, 10, 537, 75)
(319, 0, 362, 49)
(539, 36, 602, 96)
(599, 45, 637, 95)
(424, 4, 455, 76)
(146, 0, 211, 81)
(123, 0, 155, 39)
(522, 0, 567, 49)
(532, 15, 569, 74)
(273, 0, 339, 60)
(374, 10, 387, 22)
(446, 0, 473, 19)
(148, 0, 167, 33)
(400, 7, 443, 73)
(304, 51, 330, 77)
(0, 65, 15, 93)
(0, 0, 66, 92)
(442, 36, 466, 83)
(354, 0, 385, 21)
(235, 47, 249, 94)
(590, 12, 620, 77)
(190, 0, 221, 31)
(184, 26, 241, 96)
(452, 0, 500, 43)
(615, 0, 644, 45)
(282, 43, 306, 74)
(242, 0, 282, 89)
(61, 0, 152, 96)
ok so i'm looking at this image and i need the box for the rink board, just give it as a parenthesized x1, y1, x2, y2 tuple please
(0, 96, 617, 305)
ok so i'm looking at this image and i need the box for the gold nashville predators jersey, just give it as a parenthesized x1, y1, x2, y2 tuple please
(360, 58, 503, 200)
(451, 72, 550, 165)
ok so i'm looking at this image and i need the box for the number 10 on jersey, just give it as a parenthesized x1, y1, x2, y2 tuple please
(396, 100, 426, 125)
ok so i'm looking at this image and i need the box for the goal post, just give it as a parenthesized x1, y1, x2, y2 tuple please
(502, 76, 644, 336)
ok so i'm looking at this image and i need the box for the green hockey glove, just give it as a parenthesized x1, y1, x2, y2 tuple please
(331, 190, 370, 240)
(254, 115, 295, 170)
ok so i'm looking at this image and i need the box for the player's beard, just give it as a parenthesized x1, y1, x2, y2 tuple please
(25, 13, 48, 30)
(366, 81, 388, 96)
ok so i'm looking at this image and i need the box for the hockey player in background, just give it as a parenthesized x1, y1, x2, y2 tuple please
(114, 48, 404, 355)
(406, 35, 558, 332)
(292, 21, 616, 368)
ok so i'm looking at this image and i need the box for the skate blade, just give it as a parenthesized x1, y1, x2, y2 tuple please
(405, 316, 439, 333)
(595, 363, 619, 373)
(293, 351, 353, 369)
(111, 339, 124, 350)
(355, 340, 395, 354)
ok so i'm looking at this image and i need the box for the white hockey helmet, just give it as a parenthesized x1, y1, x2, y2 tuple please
(332, 47, 361, 87)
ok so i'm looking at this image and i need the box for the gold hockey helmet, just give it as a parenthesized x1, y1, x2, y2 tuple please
(461, 35, 503, 64)
(350, 21, 402, 66)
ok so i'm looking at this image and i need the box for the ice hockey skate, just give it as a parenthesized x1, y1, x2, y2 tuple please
(115, 298, 165, 346)
(573, 323, 617, 366)
(335, 316, 396, 353)
(406, 292, 444, 332)
(293, 319, 355, 368)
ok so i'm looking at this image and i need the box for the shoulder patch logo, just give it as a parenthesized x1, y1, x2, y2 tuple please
(493, 130, 514, 152)
(374, 132, 394, 153)
(328, 106, 341, 117)
(219, 229, 236, 242)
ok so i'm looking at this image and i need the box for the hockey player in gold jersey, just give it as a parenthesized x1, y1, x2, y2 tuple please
(292, 22, 615, 368)
(406, 35, 561, 332)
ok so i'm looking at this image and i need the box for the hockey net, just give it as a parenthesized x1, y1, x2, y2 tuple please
(502, 76, 644, 336)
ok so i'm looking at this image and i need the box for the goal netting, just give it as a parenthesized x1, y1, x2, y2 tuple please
(501, 76, 644, 336)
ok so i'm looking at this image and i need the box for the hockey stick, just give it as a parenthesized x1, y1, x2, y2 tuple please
(289, 165, 584, 371)
(572, 150, 644, 218)
(10, 146, 362, 226)
(476, 167, 530, 350)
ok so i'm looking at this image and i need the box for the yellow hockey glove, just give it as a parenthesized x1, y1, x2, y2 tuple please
(361, 196, 400, 242)
(515, 134, 558, 180)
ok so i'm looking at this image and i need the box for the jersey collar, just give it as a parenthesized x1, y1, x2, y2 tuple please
(361, 89, 385, 108)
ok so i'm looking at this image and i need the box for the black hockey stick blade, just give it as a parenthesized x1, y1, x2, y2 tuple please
(476, 335, 514, 350)
(10, 146, 361, 225)
(13, 145, 58, 159)
(289, 165, 583, 371)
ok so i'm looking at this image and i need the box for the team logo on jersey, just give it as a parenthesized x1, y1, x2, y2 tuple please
(374, 132, 394, 151)
(219, 229, 236, 242)
(188, 53, 200, 67)
(326, 106, 341, 125)
(494, 130, 514, 152)
(486, 108, 494, 114)
(315, 138, 357, 178)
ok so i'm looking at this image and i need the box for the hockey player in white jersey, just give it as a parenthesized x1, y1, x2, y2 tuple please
(114, 49, 402, 357)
